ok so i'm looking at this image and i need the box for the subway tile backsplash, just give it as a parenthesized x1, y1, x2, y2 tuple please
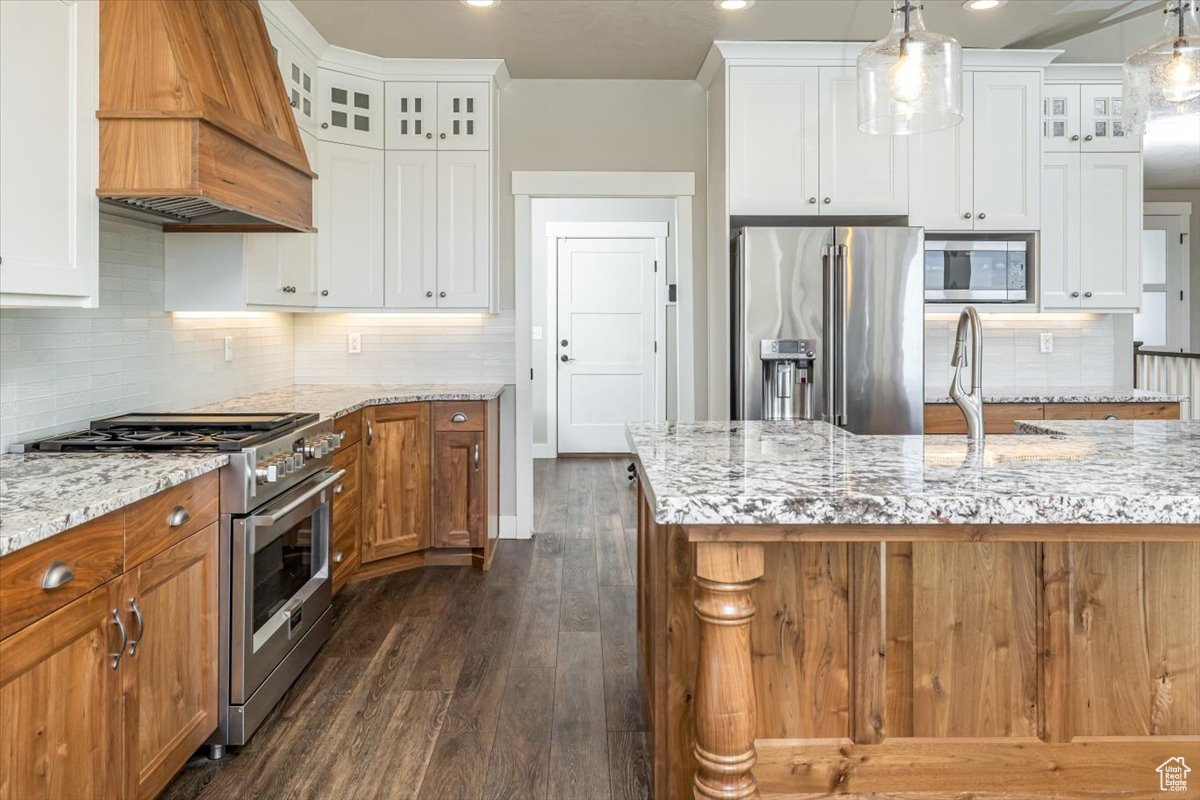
(924, 314, 1117, 395)
(0, 215, 295, 451)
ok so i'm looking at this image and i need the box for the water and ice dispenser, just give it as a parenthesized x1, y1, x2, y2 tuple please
(759, 339, 816, 421)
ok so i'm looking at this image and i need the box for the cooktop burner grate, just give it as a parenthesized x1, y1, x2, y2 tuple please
(25, 412, 319, 452)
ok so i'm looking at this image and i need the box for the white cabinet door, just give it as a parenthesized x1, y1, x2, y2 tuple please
(385, 82, 437, 150)
(972, 71, 1040, 231)
(436, 83, 490, 150)
(316, 142, 385, 307)
(279, 232, 318, 304)
(1079, 84, 1139, 153)
(384, 150, 438, 308)
(1042, 85, 1080, 153)
(1079, 152, 1141, 309)
(909, 76, 974, 231)
(317, 68, 383, 148)
(0, 0, 98, 306)
(267, 21, 317, 136)
(728, 65, 820, 215)
(243, 234, 285, 306)
(436, 151, 489, 308)
(1040, 153, 1081, 309)
(818, 67, 908, 215)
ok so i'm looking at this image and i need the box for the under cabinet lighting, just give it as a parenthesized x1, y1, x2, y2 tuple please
(460, 0, 500, 7)
(962, 0, 1007, 10)
(714, 0, 754, 10)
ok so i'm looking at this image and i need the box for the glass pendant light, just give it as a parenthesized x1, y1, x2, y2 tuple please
(1123, 1, 1200, 134)
(858, 1, 963, 135)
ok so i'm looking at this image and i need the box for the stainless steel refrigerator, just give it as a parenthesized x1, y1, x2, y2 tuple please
(731, 226, 925, 434)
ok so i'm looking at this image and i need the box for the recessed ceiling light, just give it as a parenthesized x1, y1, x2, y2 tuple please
(962, 0, 1007, 9)
(461, 0, 499, 7)
(714, 0, 754, 10)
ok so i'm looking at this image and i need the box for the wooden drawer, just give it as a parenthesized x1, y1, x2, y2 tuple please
(332, 442, 361, 506)
(332, 410, 362, 447)
(331, 500, 360, 595)
(0, 511, 124, 640)
(924, 403, 1044, 435)
(125, 471, 219, 570)
(433, 400, 485, 432)
(1043, 401, 1180, 420)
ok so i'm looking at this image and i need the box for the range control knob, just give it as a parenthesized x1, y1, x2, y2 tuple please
(255, 462, 279, 484)
(303, 438, 325, 459)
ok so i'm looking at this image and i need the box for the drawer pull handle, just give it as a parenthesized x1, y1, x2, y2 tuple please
(167, 506, 191, 528)
(333, 551, 345, 564)
(1103, 414, 1118, 420)
(451, 412, 468, 423)
(335, 483, 344, 495)
(41, 561, 75, 590)
(128, 597, 145, 657)
(111, 609, 127, 670)
(474, 443, 480, 472)
(366, 419, 374, 446)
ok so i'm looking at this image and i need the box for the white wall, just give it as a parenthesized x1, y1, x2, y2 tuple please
(0, 215, 295, 451)
(498, 79, 710, 417)
(923, 314, 1118, 395)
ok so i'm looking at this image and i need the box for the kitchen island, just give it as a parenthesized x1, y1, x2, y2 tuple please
(628, 420, 1199, 799)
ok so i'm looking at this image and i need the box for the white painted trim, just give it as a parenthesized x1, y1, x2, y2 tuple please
(261, 0, 328, 59)
(512, 171, 695, 197)
(1145, 202, 1194, 216)
(544, 221, 668, 238)
(514, 194, 534, 540)
(533, 444, 555, 459)
(1045, 64, 1124, 83)
(500, 515, 518, 539)
(675, 195, 696, 422)
(316, 52, 508, 83)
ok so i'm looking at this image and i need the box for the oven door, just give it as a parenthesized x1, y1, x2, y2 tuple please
(229, 469, 343, 704)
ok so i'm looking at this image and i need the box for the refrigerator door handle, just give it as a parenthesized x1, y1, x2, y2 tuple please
(835, 243, 849, 428)
(822, 244, 835, 424)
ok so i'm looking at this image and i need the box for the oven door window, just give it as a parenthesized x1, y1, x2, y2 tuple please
(252, 514, 317, 635)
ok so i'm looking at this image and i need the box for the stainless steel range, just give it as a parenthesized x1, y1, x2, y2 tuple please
(22, 411, 346, 756)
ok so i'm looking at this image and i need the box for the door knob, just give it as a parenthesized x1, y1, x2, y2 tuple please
(561, 354, 574, 363)
(560, 339, 568, 346)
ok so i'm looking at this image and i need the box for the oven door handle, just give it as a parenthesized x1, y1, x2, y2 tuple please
(246, 469, 346, 527)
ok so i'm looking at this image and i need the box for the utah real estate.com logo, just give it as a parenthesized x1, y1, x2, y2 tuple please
(1157, 757, 1190, 792)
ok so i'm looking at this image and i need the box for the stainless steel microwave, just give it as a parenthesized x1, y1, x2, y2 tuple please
(924, 240, 1028, 303)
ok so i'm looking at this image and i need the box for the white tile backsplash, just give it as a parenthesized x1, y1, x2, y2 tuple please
(0, 215, 295, 450)
(924, 314, 1117, 394)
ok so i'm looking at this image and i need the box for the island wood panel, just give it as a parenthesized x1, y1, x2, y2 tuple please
(924, 403, 1044, 434)
(1042, 401, 1180, 420)
(361, 403, 431, 563)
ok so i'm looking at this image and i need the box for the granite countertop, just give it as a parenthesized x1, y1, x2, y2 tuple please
(0, 452, 229, 557)
(0, 383, 505, 558)
(626, 420, 1200, 527)
(189, 383, 506, 420)
(923, 386, 1183, 404)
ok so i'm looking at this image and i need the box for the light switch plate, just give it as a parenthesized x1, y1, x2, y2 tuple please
(532, 326, 543, 341)
(223, 336, 233, 362)
(1040, 333, 1053, 354)
(348, 333, 362, 354)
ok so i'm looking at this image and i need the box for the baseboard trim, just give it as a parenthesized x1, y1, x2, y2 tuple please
(501, 515, 527, 539)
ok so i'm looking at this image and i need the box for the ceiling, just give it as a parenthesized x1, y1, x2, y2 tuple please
(292, 0, 1163, 80)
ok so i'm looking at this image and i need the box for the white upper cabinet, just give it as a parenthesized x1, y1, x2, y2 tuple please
(384, 150, 438, 308)
(436, 150, 490, 308)
(1040, 152, 1142, 311)
(0, 0, 99, 308)
(385, 82, 437, 150)
(316, 141, 385, 307)
(266, 19, 317, 135)
(165, 233, 317, 310)
(909, 75, 975, 231)
(1043, 83, 1138, 153)
(436, 83, 490, 150)
(971, 71, 1040, 230)
(817, 67, 907, 215)
(318, 68, 383, 148)
(728, 66, 820, 215)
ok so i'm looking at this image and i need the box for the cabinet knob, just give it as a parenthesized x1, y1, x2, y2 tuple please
(321, 289, 329, 296)
(321, 122, 329, 129)
(808, 197, 817, 204)
(1071, 291, 1080, 298)
(426, 291, 433, 298)
(290, 99, 298, 108)
(963, 212, 972, 219)
(1084, 134, 1094, 141)
(1070, 134, 1080, 141)
(333, 551, 344, 564)
(977, 212, 987, 220)
(426, 132, 433, 139)
(823, 197, 831, 204)
(1084, 291, 1093, 298)
(440, 133, 447, 139)
(439, 291, 446, 298)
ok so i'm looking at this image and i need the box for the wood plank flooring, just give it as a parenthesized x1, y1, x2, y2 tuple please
(161, 457, 649, 800)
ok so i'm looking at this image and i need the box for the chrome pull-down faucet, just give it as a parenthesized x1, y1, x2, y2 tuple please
(949, 305, 984, 441)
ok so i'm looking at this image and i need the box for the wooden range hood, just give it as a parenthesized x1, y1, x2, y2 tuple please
(98, 0, 314, 232)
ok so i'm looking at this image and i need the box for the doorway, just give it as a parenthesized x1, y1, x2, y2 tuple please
(555, 233, 666, 453)
(1136, 204, 1192, 352)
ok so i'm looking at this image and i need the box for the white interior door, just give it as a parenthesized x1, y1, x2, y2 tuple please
(557, 238, 658, 454)
(1135, 215, 1190, 351)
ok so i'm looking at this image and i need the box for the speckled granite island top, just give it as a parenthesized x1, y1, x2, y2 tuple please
(0, 452, 228, 557)
(626, 420, 1200, 527)
(923, 385, 1182, 404)
(189, 383, 505, 420)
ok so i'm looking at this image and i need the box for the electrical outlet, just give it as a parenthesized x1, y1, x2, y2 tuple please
(531, 326, 543, 341)
(347, 333, 362, 354)
(224, 336, 234, 362)
(1040, 332, 1053, 354)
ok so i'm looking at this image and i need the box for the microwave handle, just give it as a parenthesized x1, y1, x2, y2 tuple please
(246, 469, 346, 526)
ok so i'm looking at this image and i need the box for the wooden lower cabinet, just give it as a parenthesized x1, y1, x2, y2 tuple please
(924, 400, 1180, 433)
(0, 578, 125, 800)
(1042, 401, 1180, 420)
(331, 441, 362, 594)
(122, 523, 219, 800)
(432, 429, 484, 548)
(361, 402, 431, 562)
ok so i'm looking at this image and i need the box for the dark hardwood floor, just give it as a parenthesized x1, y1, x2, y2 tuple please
(161, 457, 649, 800)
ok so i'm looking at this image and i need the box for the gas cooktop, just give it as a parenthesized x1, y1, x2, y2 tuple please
(23, 412, 318, 452)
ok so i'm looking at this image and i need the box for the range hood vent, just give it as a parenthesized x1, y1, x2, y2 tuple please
(98, 0, 315, 232)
